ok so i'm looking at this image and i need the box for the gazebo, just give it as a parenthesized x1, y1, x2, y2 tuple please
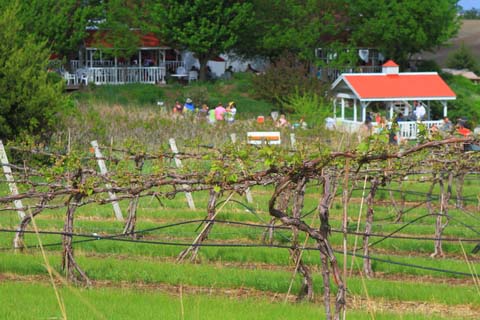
(331, 60, 456, 139)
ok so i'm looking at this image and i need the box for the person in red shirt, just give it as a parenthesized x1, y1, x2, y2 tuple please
(456, 122, 472, 137)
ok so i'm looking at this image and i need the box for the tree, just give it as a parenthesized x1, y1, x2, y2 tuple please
(148, 0, 253, 81)
(347, 0, 460, 68)
(0, 2, 65, 142)
(462, 8, 480, 19)
(235, 0, 347, 63)
(0, 0, 101, 59)
(93, 0, 143, 64)
(446, 43, 480, 73)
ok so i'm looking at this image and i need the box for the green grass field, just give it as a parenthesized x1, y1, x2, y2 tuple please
(1, 180, 479, 319)
(2, 77, 480, 319)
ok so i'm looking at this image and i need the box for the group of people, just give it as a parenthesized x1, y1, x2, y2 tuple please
(359, 110, 474, 144)
(273, 114, 307, 129)
(431, 117, 473, 137)
(172, 98, 237, 124)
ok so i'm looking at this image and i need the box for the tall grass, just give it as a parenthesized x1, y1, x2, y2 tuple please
(1, 281, 461, 320)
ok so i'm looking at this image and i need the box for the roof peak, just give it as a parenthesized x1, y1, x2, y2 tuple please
(383, 60, 399, 67)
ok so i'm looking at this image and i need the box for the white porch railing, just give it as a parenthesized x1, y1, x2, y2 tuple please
(164, 61, 185, 71)
(397, 121, 442, 140)
(87, 67, 166, 85)
(338, 119, 443, 140)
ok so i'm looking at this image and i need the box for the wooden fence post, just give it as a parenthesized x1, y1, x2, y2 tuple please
(169, 138, 196, 210)
(90, 140, 124, 221)
(0, 140, 25, 219)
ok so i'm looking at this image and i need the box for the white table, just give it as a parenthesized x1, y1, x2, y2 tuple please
(170, 73, 188, 84)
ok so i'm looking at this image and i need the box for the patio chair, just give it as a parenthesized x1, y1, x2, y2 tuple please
(188, 70, 198, 83)
(63, 72, 76, 85)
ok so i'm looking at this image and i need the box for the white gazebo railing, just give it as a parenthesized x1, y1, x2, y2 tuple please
(87, 66, 166, 85)
(397, 120, 442, 140)
(337, 119, 443, 140)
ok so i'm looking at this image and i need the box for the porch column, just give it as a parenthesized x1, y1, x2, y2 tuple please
(139, 50, 142, 67)
(333, 99, 337, 119)
(353, 99, 357, 122)
(341, 98, 345, 120)
(427, 101, 431, 120)
(361, 101, 366, 122)
(389, 102, 394, 120)
(442, 101, 448, 117)
(114, 56, 118, 84)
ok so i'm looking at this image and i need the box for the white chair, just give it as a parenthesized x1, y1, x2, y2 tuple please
(188, 70, 198, 83)
(63, 72, 76, 85)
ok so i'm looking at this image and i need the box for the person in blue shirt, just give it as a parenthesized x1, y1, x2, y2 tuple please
(184, 98, 195, 112)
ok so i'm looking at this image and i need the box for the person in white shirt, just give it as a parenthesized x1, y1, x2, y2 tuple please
(414, 102, 426, 120)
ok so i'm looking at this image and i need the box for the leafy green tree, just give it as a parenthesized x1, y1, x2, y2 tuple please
(0, 2, 66, 142)
(148, 0, 253, 81)
(347, 0, 460, 68)
(0, 0, 101, 59)
(446, 43, 480, 73)
(235, 0, 346, 63)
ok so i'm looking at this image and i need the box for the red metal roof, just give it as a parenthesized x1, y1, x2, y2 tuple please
(338, 73, 456, 101)
(85, 30, 167, 48)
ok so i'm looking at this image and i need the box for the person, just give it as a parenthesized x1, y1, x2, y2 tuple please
(224, 66, 234, 80)
(198, 104, 209, 121)
(300, 117, 308, 129)
(395, 112, 405, 122)
(439, 117, 453, 133)
(375, 113, 381, 125)
(366, 112, 373, 122)
(293, 117, 307, 130)
(376, 116, 387, 134)
(214, 102, 226, 121)
(456, 121, 472, 137)
(208, 107, 216, 124)
(325, 117, 336, 130)
(184, 98, 195, 112)
(389, 115, 401, 144)
(225, 101, 237, 124)
(359, 119, 373, 139)
(414, 102, 426, 120)
(276, 114, 289, 127)
(173, 100, 184, 115)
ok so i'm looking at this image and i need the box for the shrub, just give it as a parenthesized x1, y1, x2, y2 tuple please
(251, 52, 326, 109)
(281, 91, 332, 128)
(446, 43, 480, 74)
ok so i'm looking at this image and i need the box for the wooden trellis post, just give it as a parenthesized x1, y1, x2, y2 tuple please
(0, 140, 25, 219)
(290, 133, 296, 150)
(169, 138, 196, 209)
(90, 140, 124, 221)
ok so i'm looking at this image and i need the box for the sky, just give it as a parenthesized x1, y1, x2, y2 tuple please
(458, 0, 478, 9)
